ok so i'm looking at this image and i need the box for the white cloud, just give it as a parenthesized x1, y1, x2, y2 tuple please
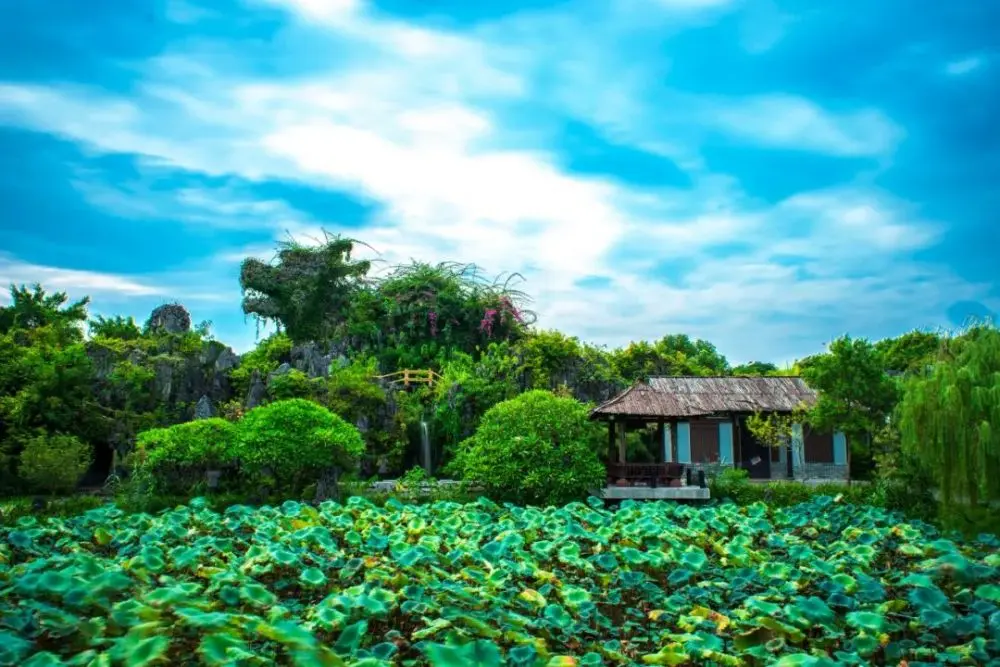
(945, 56, 983, 76)
(0, 255, 164, 300)
(705, 95, 902, 156)
(0, 0, 989, 362)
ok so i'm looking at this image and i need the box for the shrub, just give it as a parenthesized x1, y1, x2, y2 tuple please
(267, 369, 317, 401)
(133, 418, 239, 493)
(236, 398, 365, 489)
(447, 390, 605, 506)
(710, 466, 878, 508)
(17, 433, 92, 494)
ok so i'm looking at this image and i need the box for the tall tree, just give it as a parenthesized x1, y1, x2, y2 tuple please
(0, 283, 89, 344)
(613, 334, 730, 381)
(239, 234, 372, 343)
(875, 330, 942, 375)
(801, 335, 899, 476)
(732, 360, 779, 376)
(898, 324, 1000, 509)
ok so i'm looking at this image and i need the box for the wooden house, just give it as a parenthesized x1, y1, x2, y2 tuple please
(590, 376, 848, 485)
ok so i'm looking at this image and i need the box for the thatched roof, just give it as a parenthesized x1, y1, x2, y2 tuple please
(590, 376, 817, 419)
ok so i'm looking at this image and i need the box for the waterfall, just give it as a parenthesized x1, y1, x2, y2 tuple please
(420, 420, 432, 474)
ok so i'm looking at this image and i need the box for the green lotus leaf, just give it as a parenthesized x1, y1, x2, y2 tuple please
(918, 608, 954, 628)
(975, 584, 1000, 603)
(21, 652, 67, 667)
(845, 611, 885, 632)
(771, 654, 818, 666)
(331, 620, 367, 657)
(421, 640, 502, 667)
(760, 561, 794, 580)
(829, 573, 857, 592)
(241, 583, 278, 608)
(116, 635, 170, 667)
(198, 632, 254, 665)
(300, 567, 328, 587)
(680, 549, 707, 570)
(66, 650, 113, 667)
(543, 604, 575, 629)
(640, 643, 689, 665)
(909, 586, 951, 611)
(900, 573, 935, 588)
(667, 568, 693, 585)
(757, 617, 805, 643)
(174, 607, 231, 629)
(744, 597, 782, 617)
(0, 631, 32, 664)
(560, 586, 592, 609)
(369, 642, 397, 661)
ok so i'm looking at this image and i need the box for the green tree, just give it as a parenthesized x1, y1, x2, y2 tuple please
(88, 315, 143, 341)
(613, 334, 729, 382)
(18, 433, 92, 494)
(239, 234, 373, 342)
(447, 390, 605, 505)
(801, 335, 899, 478)
(236, 399, 365, 490)
(133, 418, 240, 493)
(0, 283, 89, 344)
(353, 261, 534, 369)
(897, 324, 1000, 519)
(875, 330, 942, 375)
(732, 361, 779, 376)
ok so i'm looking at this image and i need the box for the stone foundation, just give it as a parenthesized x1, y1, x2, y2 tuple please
(793, 462, 849, 481)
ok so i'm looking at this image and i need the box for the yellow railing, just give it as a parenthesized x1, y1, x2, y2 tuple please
(375, 369, 443, 387)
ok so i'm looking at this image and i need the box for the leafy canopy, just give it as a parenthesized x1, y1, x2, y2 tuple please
(898, 323, 1000, 509)
(240, 234, 372, 343)
(448, 390, 605, 505)
(236, 398, 365, 485)
(801, 335, 899, 440)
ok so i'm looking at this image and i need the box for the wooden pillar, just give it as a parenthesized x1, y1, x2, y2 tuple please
(607, 420, 616, 462)
(656, 421, 665, 463)
(617, 421, 627, 463)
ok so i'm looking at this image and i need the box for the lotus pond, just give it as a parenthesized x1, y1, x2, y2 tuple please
(2, 496, 1000, 667)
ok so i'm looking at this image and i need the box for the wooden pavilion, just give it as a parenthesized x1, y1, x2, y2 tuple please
(590, 376, 849, 488)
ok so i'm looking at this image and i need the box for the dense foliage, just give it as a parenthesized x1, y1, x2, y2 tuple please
(898, 324, 1000, 520)
(3, 496, 1000, 666)
(447, 391, 605, 506)
(2, 234, 999, 532)
(133, 419, 240, 494)
(237, 398, 366, 489)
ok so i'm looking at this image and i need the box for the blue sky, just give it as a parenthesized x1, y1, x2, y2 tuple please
(1, 0, 997, 364)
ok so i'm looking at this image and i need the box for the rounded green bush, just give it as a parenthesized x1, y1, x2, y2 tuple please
(18, 433, 92, 494)
(133, 418, 239, 493)
(448, 389, 605, 506)
(137, 418, 238, 470)
(236, 398, 365, 486)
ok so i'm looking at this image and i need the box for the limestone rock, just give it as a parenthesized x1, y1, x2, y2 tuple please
(194, 395, 214, 419)
(146, 303, 191, 335)
(245, 369, 267, 409)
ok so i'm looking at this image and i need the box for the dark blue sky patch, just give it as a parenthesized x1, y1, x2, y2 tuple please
(0, 129, 273, 274)
(700, 141, 869, 203)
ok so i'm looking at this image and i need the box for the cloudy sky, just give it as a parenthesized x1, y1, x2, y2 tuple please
(0, 0, 997, 363)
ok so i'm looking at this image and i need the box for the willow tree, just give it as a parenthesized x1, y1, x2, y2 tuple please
(898, 323, 1000, 509)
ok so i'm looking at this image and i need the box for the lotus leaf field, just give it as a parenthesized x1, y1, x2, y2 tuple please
(3, 496, 1000, 667)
